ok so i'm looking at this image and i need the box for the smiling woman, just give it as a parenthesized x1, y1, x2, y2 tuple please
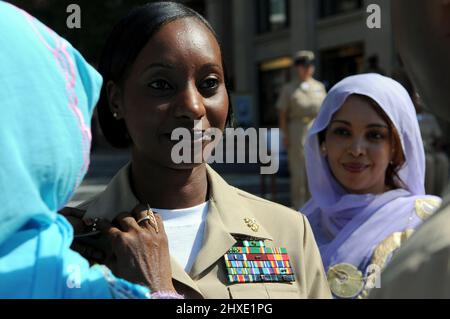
(301, 73, 442, 299)
(319, 94, 405, 194)
(63, 2, 332, 299)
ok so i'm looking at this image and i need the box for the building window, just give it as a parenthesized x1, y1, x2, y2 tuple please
(258, 57, 292, 126)
(257, 0, 289, 34)
(320, 43, 364, 89)
(319, 0, 363, 18)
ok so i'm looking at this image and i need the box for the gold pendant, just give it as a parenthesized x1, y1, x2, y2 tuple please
(327, 263, 364, 298)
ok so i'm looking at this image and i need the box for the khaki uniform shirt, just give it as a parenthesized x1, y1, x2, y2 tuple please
(276, 78, 326, 125)
(370, 194, 450, 298)
(78, 164, 331, 299)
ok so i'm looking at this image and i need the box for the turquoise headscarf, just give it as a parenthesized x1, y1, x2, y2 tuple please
(0, 2, 149, 298)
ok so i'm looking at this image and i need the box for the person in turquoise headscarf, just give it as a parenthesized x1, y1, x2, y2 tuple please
(0, 2, 179, 298)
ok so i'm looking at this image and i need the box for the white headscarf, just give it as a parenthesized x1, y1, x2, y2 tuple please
(301, 74, 441, 273)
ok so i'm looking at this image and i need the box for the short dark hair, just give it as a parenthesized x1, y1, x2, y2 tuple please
(97, 1, 234, 148)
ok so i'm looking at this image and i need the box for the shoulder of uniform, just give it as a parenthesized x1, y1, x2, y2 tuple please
(310, 78, 325, 89)
(233, 187, 310, 240)
(234, 186, 302, 219)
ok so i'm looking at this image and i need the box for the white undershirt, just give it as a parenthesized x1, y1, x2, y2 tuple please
(152, 201, 209, 272)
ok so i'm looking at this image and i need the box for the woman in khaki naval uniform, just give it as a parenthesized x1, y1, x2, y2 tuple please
(277, 51, 327, 210)
(301, 74, 441, 299)
(64, 2, 331, 299)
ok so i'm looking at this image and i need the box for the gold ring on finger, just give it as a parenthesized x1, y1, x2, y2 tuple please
(137, 215, 151, 225)
(146, 204, 159, 233)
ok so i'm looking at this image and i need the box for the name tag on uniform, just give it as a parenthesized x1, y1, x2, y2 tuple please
(224, 240, 296, 284)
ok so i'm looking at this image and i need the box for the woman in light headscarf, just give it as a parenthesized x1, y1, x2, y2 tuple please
(0, 2, 178, 298)
(301, 73, 442, 299)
